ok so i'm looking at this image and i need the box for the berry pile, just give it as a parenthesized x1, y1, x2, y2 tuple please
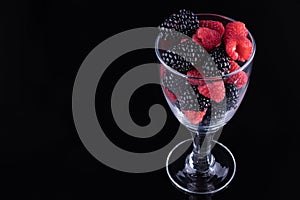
(159, 10, 254, 126)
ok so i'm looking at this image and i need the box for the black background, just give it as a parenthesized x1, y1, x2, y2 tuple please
(1, 0, 300, 199)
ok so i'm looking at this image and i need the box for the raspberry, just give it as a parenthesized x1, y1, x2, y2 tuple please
(182, 109, 207, 125)
(224, 21, 248, 39)
(209, 45, 231, 76)
(186, 69, 205, 85)
(163, 87, 177, 103)
(226, 72, 248, 89)
(192, 34, 202, 50)
(197, 81, 225, 103)
(193, 27, 222, 51)
(200, 20, 225, 36)
(228, 60, 240, 72)
(225, 35, 253, 62)
(225, 61, 248, 88)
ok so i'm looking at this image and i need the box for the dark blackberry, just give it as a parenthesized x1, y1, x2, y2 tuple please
(161, 50, 194, 74)
(177, 85, 210, 112)
(199, 57, 221, 78)
(178, 9, 200, 36)
(159, 14, 183, 40)
(196, 91, 211, 111)
(209, 46, 231, 76)
(159, 9, 199, 40)
(169, 40, 208, 68)
(197, 46, 232, 78)
(225, 84, 239, 110)
(161, 39, 213, 74)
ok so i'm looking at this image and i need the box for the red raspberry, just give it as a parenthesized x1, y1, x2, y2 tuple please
(226, 61, 248, 88)
(228, 60, 240, 72)
(186, 69, 205, 85)
(225, 35, 253, 62)
(224, 21, 248, 39)
(182, 109, 207, 125)
(200, 20, 225, 37)
(163, 87, 177, 103)
(197, 81, 225, 103)
(192, 34, 201, 46)
(192, 27, 222, 51)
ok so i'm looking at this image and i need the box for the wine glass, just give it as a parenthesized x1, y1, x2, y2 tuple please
(155, 13, 256, 194)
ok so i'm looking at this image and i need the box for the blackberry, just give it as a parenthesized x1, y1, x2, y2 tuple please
(225, 84, 239, 110)
(198, 46, 232, 78)
(196, 91, 211, 111)
(178, 9, 200, 36)
(209, 46, 231, 76)
(199, 57, 221, 78)
(159, 9, 199, 40)
(161, 39, 213, 74)
(169, 40, 208, 68)
(177, 85, 210, 112)
(161, 50, 194, 74)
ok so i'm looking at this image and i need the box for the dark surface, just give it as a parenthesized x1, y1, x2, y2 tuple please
(1, 0, 300, 199)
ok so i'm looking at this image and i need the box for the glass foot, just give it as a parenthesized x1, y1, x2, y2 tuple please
(166, 139, 236, 194)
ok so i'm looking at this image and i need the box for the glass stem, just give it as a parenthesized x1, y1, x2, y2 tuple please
(184, 130, 217, 176)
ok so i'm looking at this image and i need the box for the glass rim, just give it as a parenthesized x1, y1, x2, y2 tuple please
(155, 13, 256, 80)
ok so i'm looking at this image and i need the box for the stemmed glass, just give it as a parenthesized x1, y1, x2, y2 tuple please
(155, 13, 256, 194)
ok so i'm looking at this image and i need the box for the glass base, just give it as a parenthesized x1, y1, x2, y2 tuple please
(166, 139, 236, 195)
